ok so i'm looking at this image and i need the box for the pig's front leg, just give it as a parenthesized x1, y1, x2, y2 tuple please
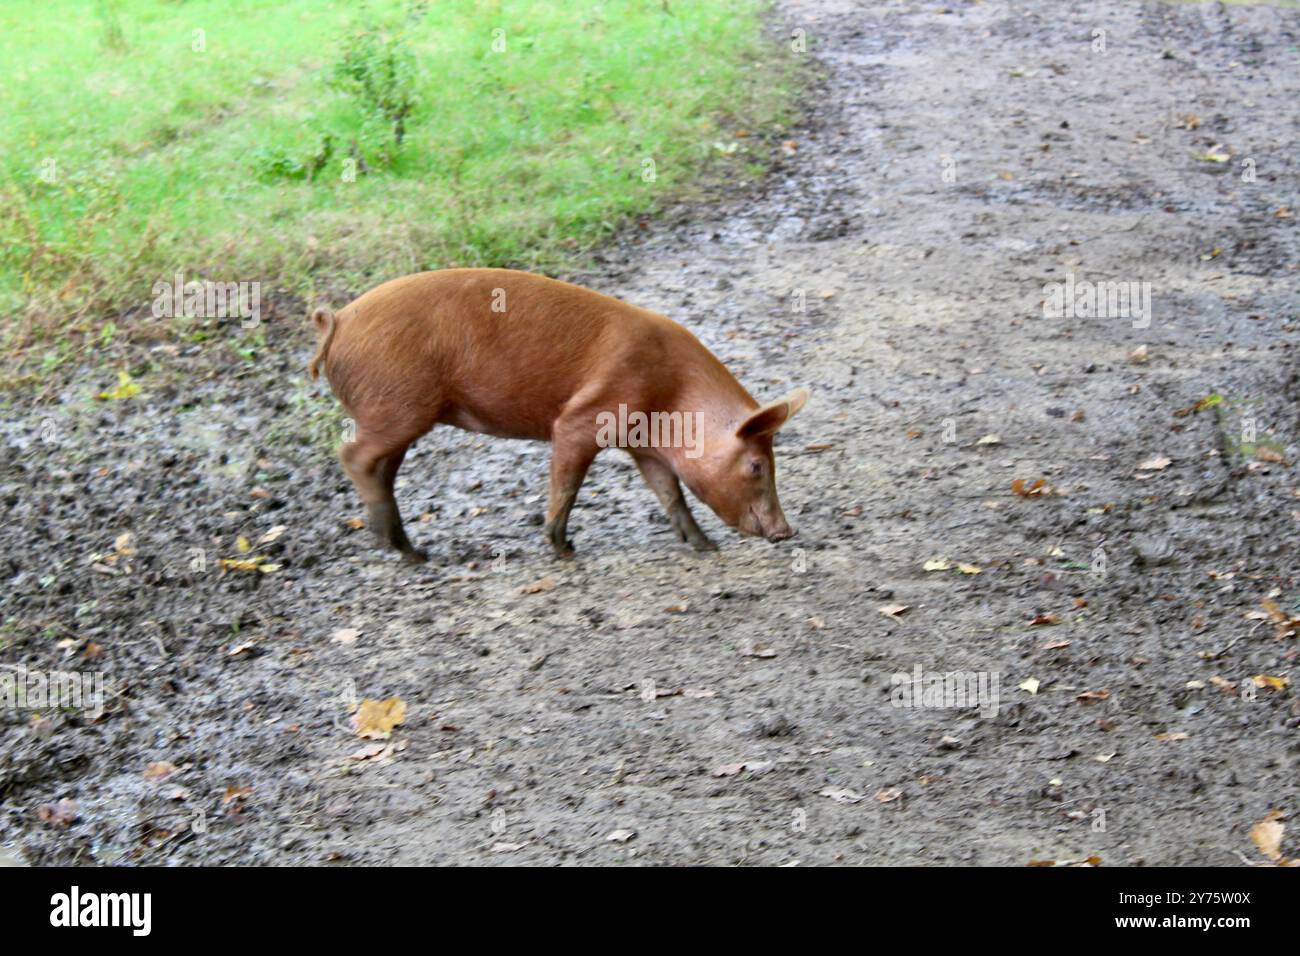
(543, 434, 598, 557)
(633, 453, 717, 552)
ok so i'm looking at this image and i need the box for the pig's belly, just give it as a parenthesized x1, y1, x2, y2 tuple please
(438, 402, 556, 443)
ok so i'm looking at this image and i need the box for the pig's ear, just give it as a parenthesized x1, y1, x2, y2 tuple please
(737, 388, 810, 438)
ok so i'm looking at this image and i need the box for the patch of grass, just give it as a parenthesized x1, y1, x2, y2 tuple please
(0, 0, 797, 367)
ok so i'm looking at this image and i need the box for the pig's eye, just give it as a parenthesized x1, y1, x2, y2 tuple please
(747, 459, 763, 478)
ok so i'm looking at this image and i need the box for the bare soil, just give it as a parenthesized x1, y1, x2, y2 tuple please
(2, 0, 1298, 866)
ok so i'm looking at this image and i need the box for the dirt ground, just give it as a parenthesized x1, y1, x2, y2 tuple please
(2, 0, 1298, 866)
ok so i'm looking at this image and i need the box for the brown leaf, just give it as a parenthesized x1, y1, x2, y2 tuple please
(37, 799, 79, 828)
(1250, 810, 1285, 863)
(1030, 613, 1059, 626)
(222, 785, 253, 806)
(878, 604, 910, 620)
(1012, 478, 1053, 497)
(519, 576, 556, 594)
(144, 760, 180, 781)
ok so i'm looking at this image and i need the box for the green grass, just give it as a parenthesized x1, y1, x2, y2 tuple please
(0, 0, 795, 364)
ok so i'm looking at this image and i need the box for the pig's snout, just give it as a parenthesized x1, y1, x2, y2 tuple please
(741, 506, 795, 542)
(765, 522, 796, 543)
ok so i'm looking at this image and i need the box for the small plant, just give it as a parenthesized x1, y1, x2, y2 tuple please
(96, 1, 128, 54)
(250, 133, 335, 182)
(329, 24, 417, 149)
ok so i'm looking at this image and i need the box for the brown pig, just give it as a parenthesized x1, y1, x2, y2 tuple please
(308, 269, 808, 563)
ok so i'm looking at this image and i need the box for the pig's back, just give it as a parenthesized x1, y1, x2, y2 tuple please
(330, 269, 674, 440)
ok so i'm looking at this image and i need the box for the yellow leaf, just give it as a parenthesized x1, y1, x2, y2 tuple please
(1252, 674, 1289, 692)
(351, 697, 407, 740)
(218, 558, 262, 572)
(1019, 678, 1040, 695)
(236, 535, 252, 553)
(97, 370, 140, 401)
(923, 559, 951, 572)
(957, 563, 982, 575)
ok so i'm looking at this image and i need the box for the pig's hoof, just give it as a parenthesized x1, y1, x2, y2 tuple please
(552, 540, 576, 559)
(690, 536, 718, 553)
(401, 548, 429, 565)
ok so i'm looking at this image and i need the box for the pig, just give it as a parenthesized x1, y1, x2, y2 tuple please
(308, 268, 808, 563)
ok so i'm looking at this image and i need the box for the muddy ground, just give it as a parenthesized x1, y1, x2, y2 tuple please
(2, 0, 1298, 866)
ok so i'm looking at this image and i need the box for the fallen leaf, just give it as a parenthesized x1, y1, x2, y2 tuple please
(257, 525, 287, 545)
(1250, 810, 1285, 863)
(1210, 675, 1237, 695)
(1128, 344, 1149, 365)
(144, 761, 180, 781)
(218, 553, 279, 573)
(1030, 613, 1059, 626)
(956, 563, 982, 575)
(606, 829, 636, 843)
(519, 576, 556, 594)
(97, 370, 140, 401)
(351, 696, 407, 740)
(1252, 674, 1289, 692)
(819, 787, 864, 804)
(331, 628, 361, 646)
(923, 558, 952, 572)
(1076, 689, 1110, 702)
(1019, 677, 1041, 695)
(878, 604, 910, 620)
(875, 787, 903, 804)
(37, 799, 79, 827)
(349, 742, 395, 762)
(713, 760, 773, 778)
(1137, 456, 1171, 471)
(222, 785, 253, 807)
(1155, 731, 1189, 742)
(977, 434, 1001, 445)
(1011, 477, 1053, 497)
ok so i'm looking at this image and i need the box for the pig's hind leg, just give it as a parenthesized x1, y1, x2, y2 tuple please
(340, 435, 427, 564)
(633, 454, 717, 552)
